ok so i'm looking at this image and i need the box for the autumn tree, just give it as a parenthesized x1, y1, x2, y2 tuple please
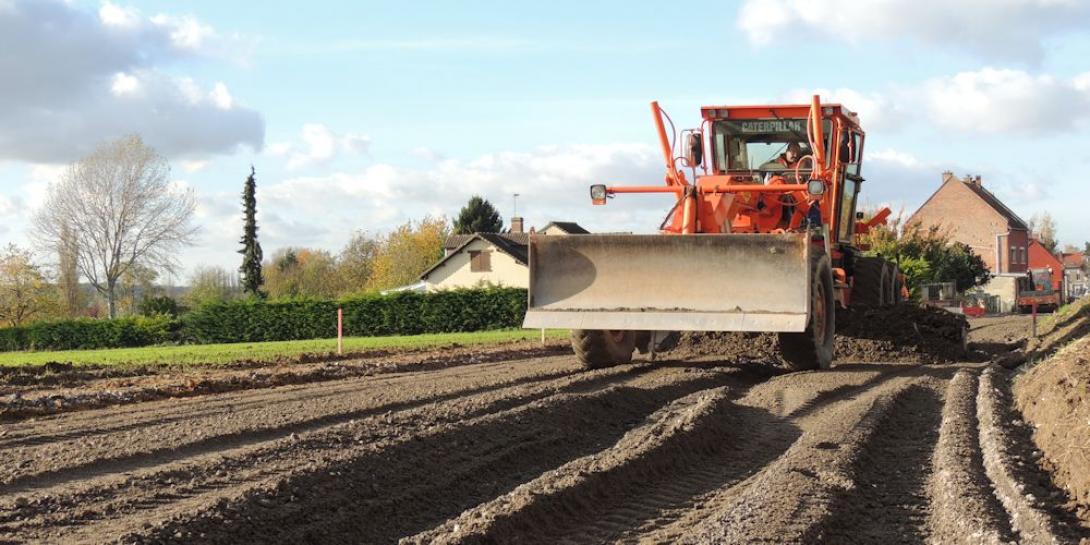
(32, 135, 196, 318)
(186, 266, 240, 307)
(368, 216, 450, 290)
(860, 214, 989, 295)
(0, 245, 57, 327)
(264, 248, 341, 299)
(238, 166, 265, 297)
(453, 195, 503, 234)
(337, 230, 380, 294)
(56, 222, 85, 318)
(1029, 212, 1059, 253)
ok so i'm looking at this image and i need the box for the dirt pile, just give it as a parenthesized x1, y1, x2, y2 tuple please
(676, 303, 969, 366)
(1015, 336, 1090, 524)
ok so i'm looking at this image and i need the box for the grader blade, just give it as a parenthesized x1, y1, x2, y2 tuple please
(523, 234, 812, 333)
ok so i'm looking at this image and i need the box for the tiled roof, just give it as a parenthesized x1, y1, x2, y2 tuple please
(541, 221, 590, 234)
(1062, 252, 1085, 268)
(961, 181, 1029, 230)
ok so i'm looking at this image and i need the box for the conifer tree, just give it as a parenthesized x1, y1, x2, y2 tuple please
(238, 166, 265, 297)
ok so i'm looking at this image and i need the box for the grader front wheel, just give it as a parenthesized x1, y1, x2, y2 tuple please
(778, 253, 835, 370)
(571, 329, 636, 369)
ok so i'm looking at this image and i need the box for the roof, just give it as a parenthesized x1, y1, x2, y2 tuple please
(540, 221, 590, 234)
(421, 233, 528, 280)
(961, 181, 1029, 230)
(1062, 252, 1085, 268)
(909, 174, 1029, 231)
(442, 232, 529, 250)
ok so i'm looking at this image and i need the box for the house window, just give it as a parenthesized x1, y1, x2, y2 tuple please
(469, 250, 492, 272)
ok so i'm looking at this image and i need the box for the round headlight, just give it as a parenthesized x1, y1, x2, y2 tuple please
(590, 184, 608, 201)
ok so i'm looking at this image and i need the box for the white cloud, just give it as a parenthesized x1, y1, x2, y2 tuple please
(785, 69, 1090, 136)
(0, 0, 263, 163)
(279, 124, 372, 169)
(921, 68, 1090, 134)
(737, 0, 1090, 64)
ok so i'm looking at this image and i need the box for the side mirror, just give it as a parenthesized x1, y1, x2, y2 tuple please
(685, 132, 703, 167)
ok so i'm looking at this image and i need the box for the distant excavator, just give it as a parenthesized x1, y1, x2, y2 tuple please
(524, 96, 900, 370)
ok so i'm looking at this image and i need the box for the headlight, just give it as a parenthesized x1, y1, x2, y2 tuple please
(806, 179, 826, 196)
(590, 184, 608, 204)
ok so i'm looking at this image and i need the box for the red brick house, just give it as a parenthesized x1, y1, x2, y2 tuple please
(908, 172, 1031, 312)
(908, 172, 1030, 274)
(1027, 239, 1064, 292)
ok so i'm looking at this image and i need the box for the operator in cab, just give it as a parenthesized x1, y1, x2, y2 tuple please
(760, 141, 805, 171)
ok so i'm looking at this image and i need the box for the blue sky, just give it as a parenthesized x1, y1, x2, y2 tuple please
(2, 0, 1089, 280)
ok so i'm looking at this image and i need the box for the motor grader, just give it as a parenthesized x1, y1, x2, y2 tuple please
(523, 96, 900, 370)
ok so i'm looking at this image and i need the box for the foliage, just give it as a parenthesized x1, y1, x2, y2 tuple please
(367, 216, 450, 290)
(1029, 212, 1059, 253)
(238, 166, 265, 297)
(185, 266, 240, 307)
(0, 329, 566, 367)
(337, 230, 380, 294)
(31, 135, 196, 318)
(861, 218, 990, 295)
(0, 315, 175, 352)
(56, 222, 85, 318)
(264, 248, 341, 300)
(140, 295, 184, 318)
(0, 245, 58, 327)
(453, 195, 503, 234)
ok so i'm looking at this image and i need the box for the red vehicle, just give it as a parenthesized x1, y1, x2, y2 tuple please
(1017, 268, 1060, 313)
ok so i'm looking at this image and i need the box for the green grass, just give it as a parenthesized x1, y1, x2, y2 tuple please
(0, 329, 569, 368)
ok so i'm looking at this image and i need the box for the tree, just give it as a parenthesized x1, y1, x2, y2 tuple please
(140, 295, 183, 317)
(56, 222, 86, 318)
(264, 248, 341, 299)
(118, 264, 160, 316)
(238, 166, 265, 297)
(337, 230, 380, 294)
(186, 266, 240, 307)
(1029, 212, 1059, 253)
(453, 195, 503, 234)
(0, 245, 58, 327)
(861, 217, 989, 296)
(32, 135, 196, 318)
(368, 216, 450, 290)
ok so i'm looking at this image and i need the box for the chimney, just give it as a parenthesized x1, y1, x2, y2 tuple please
(510, 217, 524, 234)
(941, 170, 955, 183)
(973, 175, 982, 186)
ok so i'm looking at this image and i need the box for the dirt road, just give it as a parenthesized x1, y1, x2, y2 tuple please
(1, 326, 1088, 544)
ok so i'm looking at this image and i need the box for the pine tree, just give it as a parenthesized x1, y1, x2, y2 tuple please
(238, 166, 265, 297)
(453, 195, 503, 234)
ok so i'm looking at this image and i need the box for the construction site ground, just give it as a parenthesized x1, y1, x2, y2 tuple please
(2, 306, 1089, 544)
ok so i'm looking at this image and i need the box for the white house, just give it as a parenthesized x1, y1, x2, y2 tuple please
(418, 218, 588, 291)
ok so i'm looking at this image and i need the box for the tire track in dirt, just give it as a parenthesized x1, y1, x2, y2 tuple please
(404, 367, 952, 545)
(928, 370, 1015, 545)
(1, 360, 761, 544)
(977, 367, 1084, 544)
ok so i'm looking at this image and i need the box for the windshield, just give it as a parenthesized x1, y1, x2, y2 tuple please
(712, 118, 831, 175)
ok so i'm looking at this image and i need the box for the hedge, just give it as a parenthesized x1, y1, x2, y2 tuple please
(0, 316, 176, 352)
(0, 287, 528, 352)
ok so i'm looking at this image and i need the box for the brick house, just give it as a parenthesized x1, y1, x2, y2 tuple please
(1026, 239, 1064, 292)
(908, 172, 1031, 312)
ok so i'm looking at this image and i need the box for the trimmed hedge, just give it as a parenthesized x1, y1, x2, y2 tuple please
(0, 287, 528, 352)
(0, 316, 176, 352)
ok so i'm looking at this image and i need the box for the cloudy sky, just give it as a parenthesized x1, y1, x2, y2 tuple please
(1, 0, 1089, 279)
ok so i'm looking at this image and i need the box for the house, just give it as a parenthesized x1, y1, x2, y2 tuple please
(1026, 239, 1064, 293)
(419, 217, 588, 291)
(1062, 252, 1088, 301)
(907, 172, 1031, 312)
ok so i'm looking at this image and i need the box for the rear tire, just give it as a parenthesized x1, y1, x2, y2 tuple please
(852, 256, 888, 307)
(778, 252, 835, 370)
(571, 329, 636, 369)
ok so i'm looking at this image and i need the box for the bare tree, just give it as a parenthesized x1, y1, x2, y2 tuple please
(1029, 212, 1059, 254)
(33, 135, 196, 318)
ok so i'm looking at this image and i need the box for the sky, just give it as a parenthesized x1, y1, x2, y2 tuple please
(1, 0, 1089, 281)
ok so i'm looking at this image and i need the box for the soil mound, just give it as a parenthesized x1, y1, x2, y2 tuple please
(676, 303, 969, 366)
(1015, 335, 1090, 524)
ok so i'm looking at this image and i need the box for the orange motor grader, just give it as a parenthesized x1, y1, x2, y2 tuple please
(523, 96, 900, 370)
